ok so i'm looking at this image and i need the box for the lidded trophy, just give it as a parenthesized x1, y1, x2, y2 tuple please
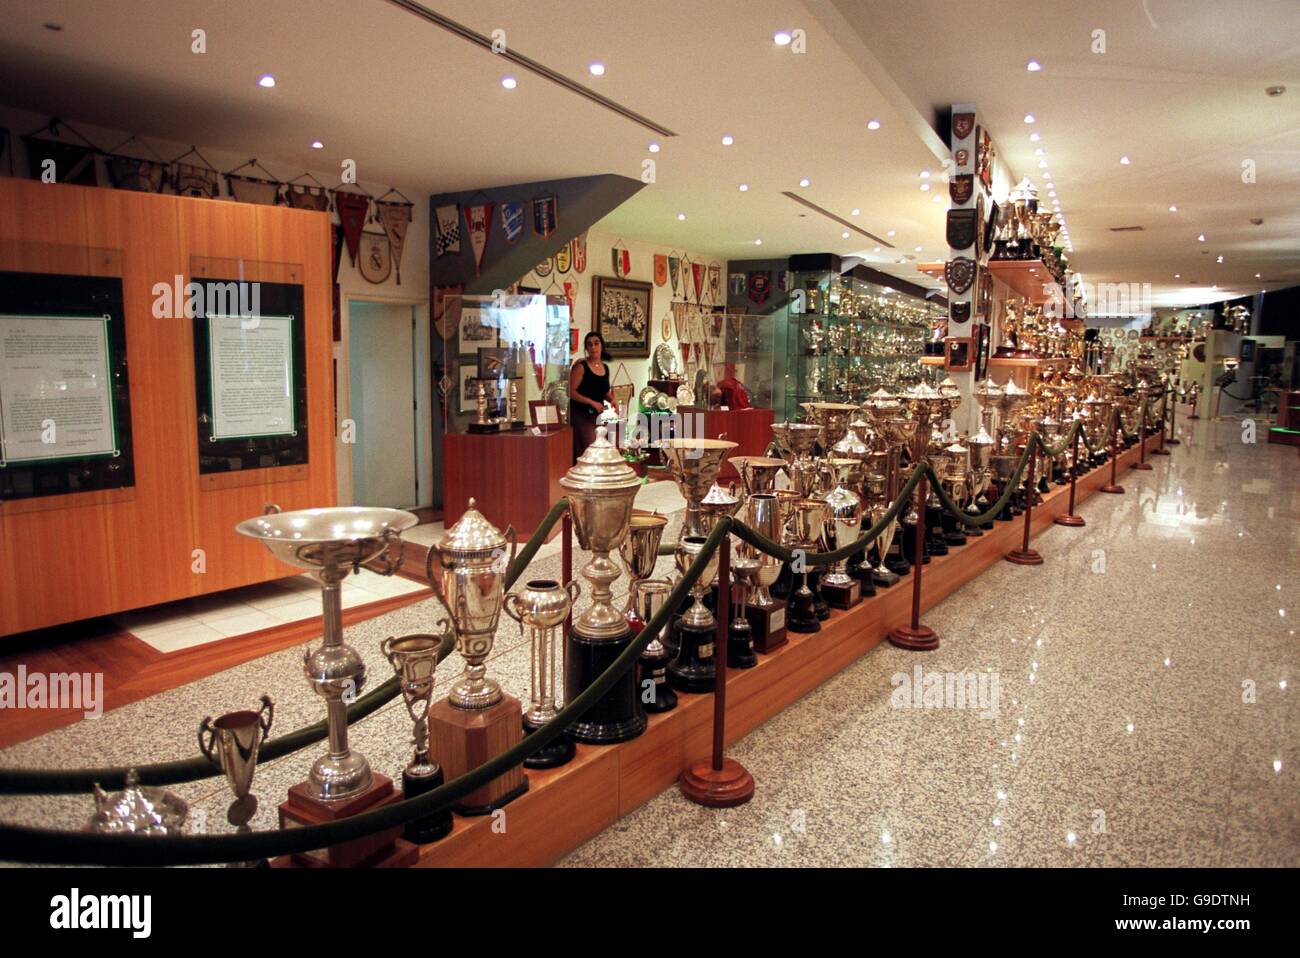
(559, 425, 647, 743)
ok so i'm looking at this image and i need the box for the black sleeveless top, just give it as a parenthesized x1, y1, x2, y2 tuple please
(572, 360, 609, 416)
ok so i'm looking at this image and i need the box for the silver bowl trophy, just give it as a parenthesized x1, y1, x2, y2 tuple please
(236, 505, 419, 867)
(560, 426, 647, 743)
(381, 633, 454, 843)
(426, 499, 529, 815)
(504, 578, 581, 767)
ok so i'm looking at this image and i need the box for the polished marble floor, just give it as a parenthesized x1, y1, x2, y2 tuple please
(0, 417, 1293, 866)
(560, 418, 1299, 867)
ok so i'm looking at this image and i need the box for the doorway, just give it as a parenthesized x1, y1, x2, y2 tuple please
(347, 299, 429, 509)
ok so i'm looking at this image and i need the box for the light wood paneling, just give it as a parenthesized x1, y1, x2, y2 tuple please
(0, 179, 335, 637)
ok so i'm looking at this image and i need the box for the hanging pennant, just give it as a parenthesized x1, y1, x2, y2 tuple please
(707, 265, 721, 304)
(435, 203, 461, 256)
(563, 279, 578, 321)
(285, 184, 330, 211)
(653, 254, 668, 287)
(572, 231, 588, 273)
(532, 194, 558, 237)
(668, 255, 681, 297)
(107, 156, 168, 194)
(691, 262, 704, 304)
(358, 232, 392, 284)
(748, 271, 771, 305)
(333, 191, 370, 265)
(225, 172, 279, 205)
(174, 163, 219, 199)
(501, 202, 525, 243)
(679, 258, 691, 297)
(611, 245, 630, 278)
(555, 243, 572, 273)
(375, 200, 412, 284)
(23, 136, 97, 186)
(463, 202, 493, 277)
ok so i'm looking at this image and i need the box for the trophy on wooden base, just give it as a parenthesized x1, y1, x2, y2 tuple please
(426, 499, 529, 815)
(561, 427, 647, 743)
(739, 492, 787, 653)
(236, 506, 420, 868)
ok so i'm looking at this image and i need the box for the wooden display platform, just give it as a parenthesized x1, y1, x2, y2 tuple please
(443, 428, 571, 543)
(412, 432, 1163, 868)
(985, 259, 1059, 303)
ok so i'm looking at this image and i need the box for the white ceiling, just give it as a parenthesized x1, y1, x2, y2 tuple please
(0, 0, 1296, 307)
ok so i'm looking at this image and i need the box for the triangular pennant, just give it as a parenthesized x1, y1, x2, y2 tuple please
(464, 202, 493, 277)
(108, 155, 169, 193)
(572, 231, 588, 273)
(334, 192, 370, 266)
(691, 262, 704, 304)
(668, 255, 680, 296)
(173, 163, 219, 199)
(435, 204, 461, 256)
(285, 184, 330, 211)
(375, 200, 412, 284)
(23, 137, 97, 186)
(501, 202, 525, 243)
(225, 173, 280, 205)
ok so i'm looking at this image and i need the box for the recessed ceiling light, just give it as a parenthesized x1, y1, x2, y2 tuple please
(677, 213, 686, 221)
(1029, 132, 1041, 142)
(1034, 148, 1045, 156)
(501, 76, 517, 89)
(851, 208, 860, 216)
(258, 74, 276, 88)
(1027, 59, 1042, 71)
(754, 239, 763, 245)
(867, 119, 881, 130)
(648, 142, 660, 153)
(873, 246, 881, 252)
(1175, 274, 1180, 279)
(799, 177, 810, 187)
(1048, 191, 1057, 198)
(841, 231, 850, 239)
(721, 134, 734, 146)
(1023, 114, 1036, 124)
(1197, 233, 1206, 242)
(310, 140, 324, 149)
(915, 245, 923, 252)
(774, 31, 792, 46)
(1216, 255, 1224, 263)
(887, 229, 896, 236)
(1038, 160, 1048, 168)
(738, 183, 748, 192)
(932, 194, 942, 202)
(1168, 204, 1177, 212)
(1256, 273, 1261, 278)
(919, 170, 930, 179)
(1120, 155, 1131, 165)
(588, 62, 605, 76)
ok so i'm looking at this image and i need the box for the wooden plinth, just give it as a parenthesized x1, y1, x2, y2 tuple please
(679, 757, 755, 808)
(274, 773, 415, 868)
(409, 435, 1158, 868)
(745, 602, 787, 653)
(429, 694, 528, 815)
(443, 430, 571, 544)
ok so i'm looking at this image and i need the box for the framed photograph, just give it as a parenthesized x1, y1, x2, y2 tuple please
(529, 400, 561, 431)
(458, 365, 480, 413)
(458, 305, 497, 354)
(944, 336, 974, 372)
(593, 275, 652, 358)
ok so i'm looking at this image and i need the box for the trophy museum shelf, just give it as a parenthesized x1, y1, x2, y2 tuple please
(918, 259, 1061, 304)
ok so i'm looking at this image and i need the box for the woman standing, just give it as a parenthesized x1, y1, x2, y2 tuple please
(569, 331, 613, 461)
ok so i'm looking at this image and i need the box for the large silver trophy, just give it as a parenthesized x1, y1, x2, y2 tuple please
(659, 437, 738, 535)
(236, 506, 417, 801)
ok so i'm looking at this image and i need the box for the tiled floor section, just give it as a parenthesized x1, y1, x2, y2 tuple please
(113, 569, 427, 653)
(0, 419, 1294, 867)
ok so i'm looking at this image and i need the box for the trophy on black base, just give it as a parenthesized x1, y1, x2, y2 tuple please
(504, 579, 581, 769)
(740, 492, 788, 653)
(786, 498, 827, 633)
(728, 556, 760, 668)
(620, 511, 674, 713)
(668, 535, 720, 693)
(380, 634, 455, 842)
(820, 459, 863, 609)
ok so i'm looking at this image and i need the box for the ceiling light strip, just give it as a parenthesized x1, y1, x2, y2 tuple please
(384, 0, 678, 136)
(781, 192, 894, 247)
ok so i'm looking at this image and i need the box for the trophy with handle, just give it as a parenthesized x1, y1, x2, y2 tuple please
(199, 694, 273, 867)
(381, 632, 454, 843)
(504, 578, 582, 767)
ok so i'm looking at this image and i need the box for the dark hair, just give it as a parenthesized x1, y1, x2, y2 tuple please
(584, 331, 606, 353)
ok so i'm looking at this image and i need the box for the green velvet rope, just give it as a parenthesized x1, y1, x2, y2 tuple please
(0, 499, 573, 797)
(0, 519, 728, 865)
(924, 438, 1036, 528)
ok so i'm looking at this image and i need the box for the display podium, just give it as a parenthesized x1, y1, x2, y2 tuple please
(443, 429, 571, 542)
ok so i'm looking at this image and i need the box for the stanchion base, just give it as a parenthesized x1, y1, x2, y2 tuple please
(1132, 462, 1153, 471)
(679, 757, 755, 808)
(1005, 548, 1044, 565)
(1166, 439, 1181, 445)
(1053, 514, 1086, 527)
(1151, 448, 1170, 456)
(1098, 483, 1125, 494)
(888, 623, 938, 651)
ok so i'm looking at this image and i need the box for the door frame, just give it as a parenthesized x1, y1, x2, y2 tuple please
(337, 290, 431, 508)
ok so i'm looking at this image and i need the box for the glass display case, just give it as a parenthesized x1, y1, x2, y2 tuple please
(774, 268, 939, 421)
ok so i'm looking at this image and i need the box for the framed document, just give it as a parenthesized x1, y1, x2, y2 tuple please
(207, 313, 295, 440)
(529, 400, 560, 430)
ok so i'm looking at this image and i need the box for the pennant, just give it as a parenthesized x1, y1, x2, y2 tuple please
(501, 202, 525, 243)
(285, 184, 330, 211)
(173, 162, 220, 199)
(532, 194, 558, 237)
(653, 254, 668, 287)
(563, 280, 578, 319)
(333, 191, 370, 266)
(435, 203, 461, 256)
(572, 231, 588, 273)
(225, 173, 279, 205)
(611, 246, 630, 277)
(375, 200, 412, 284)
(668, 256, 681, 297)
(555, 243, 571, 273)
(23, 137, 97, 186)
(748, 271, 771, 305)
(691, 262, 704, 304)
(708, 265, 721, 303)
(359, 232, 392, 284)
(464, 202, 493, 277)
(108, 155, 168, 193)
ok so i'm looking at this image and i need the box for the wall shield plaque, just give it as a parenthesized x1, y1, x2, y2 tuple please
(952, 112, 975, 141)
(950, 174, 973, 204)
(949, 301, 971, 325)
(947, 209, 977, 251)
(945, 257, 976, 295)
